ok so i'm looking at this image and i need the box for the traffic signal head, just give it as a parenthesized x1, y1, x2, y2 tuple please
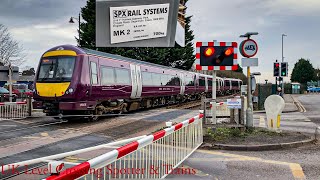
(281, 62, 288, 77)
(273, 62, 280, 77)
(200, 46, 235, 66)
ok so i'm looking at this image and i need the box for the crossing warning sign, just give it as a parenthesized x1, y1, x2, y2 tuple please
(110, 3, 170, 44)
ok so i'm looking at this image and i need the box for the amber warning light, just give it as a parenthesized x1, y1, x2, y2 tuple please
(204, 47, 215, 57)
(224, 47, 233, 56)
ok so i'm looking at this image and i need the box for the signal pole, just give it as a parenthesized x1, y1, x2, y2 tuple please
(281, 34, 287, 95)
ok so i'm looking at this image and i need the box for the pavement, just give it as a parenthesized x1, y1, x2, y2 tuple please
(254, 94, 299, 113)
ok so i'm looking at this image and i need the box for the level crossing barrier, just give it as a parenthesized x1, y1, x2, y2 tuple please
(43, 114, 204, 180)
(0, 101, 29, 120)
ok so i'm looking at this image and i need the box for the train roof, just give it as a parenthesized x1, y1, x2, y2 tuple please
(44, 45, 242, 81)
(82, 47, 188, 73)
(224, 78, 242, 81)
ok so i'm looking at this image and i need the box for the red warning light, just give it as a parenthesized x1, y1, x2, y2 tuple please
(204, 47, 215, 57)
(224, 47, 233, 56)
(275, 63, 280, 68)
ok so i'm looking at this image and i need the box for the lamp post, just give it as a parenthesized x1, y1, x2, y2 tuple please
(281, 34, 287, 95)
(69, 13, 81, 46)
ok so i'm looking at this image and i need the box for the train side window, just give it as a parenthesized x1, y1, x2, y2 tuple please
(160, 74, 168, 86)
(186, 77, 194, 86)
(199, 78, 205, 86)
(142, 72, 153, 86)
(208, 80, 212, 86)
(225, 80, 230, 86)
(115, 68, 130, 85)
(151, 73, 161, 86)
(101, 66, 115, 85)
(232, 81, 237, 87)
(167, 75, 177, 86)
(90, 62, 98, 85)
(175, 76, 181, 86)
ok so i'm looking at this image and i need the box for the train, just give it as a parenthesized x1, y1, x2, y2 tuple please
(33, 45, 242, 120)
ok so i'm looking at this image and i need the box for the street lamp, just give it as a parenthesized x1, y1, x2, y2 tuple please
(251, 72, 261, 76)
(69, 13, 81, 46)
(281, 34, 287, 95)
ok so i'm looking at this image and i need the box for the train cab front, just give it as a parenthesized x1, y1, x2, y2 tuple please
(33, 46, 81, 116)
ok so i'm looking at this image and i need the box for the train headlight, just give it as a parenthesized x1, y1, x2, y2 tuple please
(69, 88, 74, 93)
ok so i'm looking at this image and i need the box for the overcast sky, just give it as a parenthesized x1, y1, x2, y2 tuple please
(1, 0, 320, 83)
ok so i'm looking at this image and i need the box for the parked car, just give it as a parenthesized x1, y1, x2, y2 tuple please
(4, 83, 33, 98)
(307, 86, 320, 92)
(0, 87, 17, 102)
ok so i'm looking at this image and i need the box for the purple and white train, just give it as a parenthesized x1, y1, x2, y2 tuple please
(33, 45, 242, 120)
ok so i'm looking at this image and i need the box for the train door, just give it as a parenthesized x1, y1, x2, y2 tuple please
(205, 76, 208, 92)
(195, 73, 199, 92)
(89, 56, 99, 100)
(130, 64, 142, 99)
(136, 66, 142, 97)
(179, 73, 185, 95)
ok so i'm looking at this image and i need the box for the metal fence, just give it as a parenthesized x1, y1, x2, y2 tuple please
(0, 101, 29, 120)
(44, 114, 203, 180)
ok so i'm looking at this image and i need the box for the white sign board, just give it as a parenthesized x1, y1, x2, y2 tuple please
(241, 85, 247, 96)
(242, 58, 258, 67)
(240, 39, 258, 58)
(227, 98, 242, 109)
(110, 4, 170, 44)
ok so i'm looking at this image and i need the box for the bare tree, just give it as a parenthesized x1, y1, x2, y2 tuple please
(0, 24, 26, 66)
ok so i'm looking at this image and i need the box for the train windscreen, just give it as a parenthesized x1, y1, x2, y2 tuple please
(37, 56, 75, 82)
